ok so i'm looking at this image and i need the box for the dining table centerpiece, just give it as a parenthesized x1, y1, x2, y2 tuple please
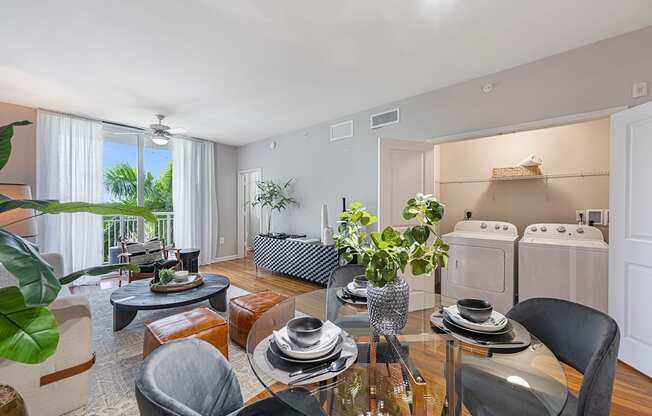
(335, 194, 449, 334)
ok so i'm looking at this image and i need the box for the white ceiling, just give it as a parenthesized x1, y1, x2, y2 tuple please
(2, 1, 652, 145)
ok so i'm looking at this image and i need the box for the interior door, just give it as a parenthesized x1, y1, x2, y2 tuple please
(378, 138, 436, 307)
(610, 101, 652, 377)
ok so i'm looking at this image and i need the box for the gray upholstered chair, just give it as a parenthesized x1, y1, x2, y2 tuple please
(461, 298, 620, 416)
(135, 338, 324, 416)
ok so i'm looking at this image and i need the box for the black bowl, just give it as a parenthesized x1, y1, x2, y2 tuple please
(287, 317, 323, 348)
(457, 299, 493, 323)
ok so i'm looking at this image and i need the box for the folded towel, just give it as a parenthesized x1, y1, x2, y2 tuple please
(518, 154, 543, 167)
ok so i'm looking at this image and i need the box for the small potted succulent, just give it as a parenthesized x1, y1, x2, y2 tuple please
(335, 194, 449, 334)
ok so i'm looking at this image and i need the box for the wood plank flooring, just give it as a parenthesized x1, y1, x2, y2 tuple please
(203, 256, 652, 416)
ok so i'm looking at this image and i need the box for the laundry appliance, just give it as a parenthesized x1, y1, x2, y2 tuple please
(518, 223, 608, 313)
(441, 220, 519, 315)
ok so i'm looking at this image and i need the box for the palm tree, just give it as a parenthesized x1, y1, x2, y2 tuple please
(103, 162, 172, 210)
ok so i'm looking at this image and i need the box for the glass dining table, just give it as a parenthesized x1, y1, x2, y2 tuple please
(246, 288, 568, 415)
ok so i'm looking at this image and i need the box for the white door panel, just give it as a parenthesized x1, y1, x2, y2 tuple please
(610, 101, 652, 376)
(446, 245, 505, 292)
(378, 138, 436, 299)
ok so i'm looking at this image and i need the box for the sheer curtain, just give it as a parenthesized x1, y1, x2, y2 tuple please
(172, 138, 219, 265)
(36, 110, 104, 276)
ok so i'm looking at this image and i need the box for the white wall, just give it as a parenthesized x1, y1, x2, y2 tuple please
(215, 143, 238, 258)
(237, 26, 652, 236)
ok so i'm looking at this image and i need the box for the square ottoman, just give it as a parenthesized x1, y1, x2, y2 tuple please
(143, 307, 228, 358)
(229, 291, 294, 348)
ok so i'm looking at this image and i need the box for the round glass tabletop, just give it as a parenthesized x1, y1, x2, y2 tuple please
(246, 289, 568, 416)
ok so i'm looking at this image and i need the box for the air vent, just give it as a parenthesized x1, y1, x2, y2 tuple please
(370, 108, 400, 129)
(330, 120, 354, 141)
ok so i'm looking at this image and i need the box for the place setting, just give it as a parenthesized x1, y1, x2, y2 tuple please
(430, 299, 531, 350)
(251, 317, 358, 385)
(336, 275, 368, 305)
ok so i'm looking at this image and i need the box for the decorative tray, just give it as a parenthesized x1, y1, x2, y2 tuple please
(150, 274, 204, 293)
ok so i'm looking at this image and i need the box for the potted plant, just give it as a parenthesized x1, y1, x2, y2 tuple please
(0, 121, 154, 365)
(335, 194, 449, 334)
(251, 178, 297, 235)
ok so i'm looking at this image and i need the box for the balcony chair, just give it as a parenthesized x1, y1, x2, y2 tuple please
(119, 238, 180, 286)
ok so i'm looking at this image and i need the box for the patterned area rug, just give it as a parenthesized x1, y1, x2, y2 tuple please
(65, 285, 265, 416)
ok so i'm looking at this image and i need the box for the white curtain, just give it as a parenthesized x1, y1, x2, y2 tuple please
(36, 110, 104, 277)
(172, 138, 219, 265)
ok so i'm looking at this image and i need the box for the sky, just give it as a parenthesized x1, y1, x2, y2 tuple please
(102, 141, 171, 202)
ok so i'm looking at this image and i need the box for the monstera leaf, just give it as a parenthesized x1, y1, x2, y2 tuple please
(0, 197, 157, 224)
(0, 120, 31, 171)
(0, 286, 59, 364)
(0, 229, 60, 306)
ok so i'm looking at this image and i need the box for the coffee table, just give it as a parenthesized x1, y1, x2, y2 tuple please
(109, 273, 230, 331)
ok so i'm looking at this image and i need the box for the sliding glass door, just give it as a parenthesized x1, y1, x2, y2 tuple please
(102, 124, 173, 262)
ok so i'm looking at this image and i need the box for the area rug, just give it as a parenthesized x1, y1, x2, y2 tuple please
(65, 285, 266, 416)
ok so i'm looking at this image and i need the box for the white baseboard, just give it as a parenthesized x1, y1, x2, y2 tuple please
(209, 254, 239, 263)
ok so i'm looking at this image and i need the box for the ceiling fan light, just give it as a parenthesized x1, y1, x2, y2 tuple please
(151, 136, 169, 146)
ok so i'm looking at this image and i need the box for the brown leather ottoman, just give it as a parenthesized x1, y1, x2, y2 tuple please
(229, 291, 294, 348)
(143, 307, 228, 358)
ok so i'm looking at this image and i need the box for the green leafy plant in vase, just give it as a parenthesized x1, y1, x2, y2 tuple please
(158, 268, 176, 285)
(335, 194, 449, 334)
(0, 121, 155, 365)
(251, 178, 297, 235)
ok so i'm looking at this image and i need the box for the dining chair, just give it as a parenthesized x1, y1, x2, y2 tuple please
(325, 264, 366, 324)
(136, 339, 325, 416)
(460, 298, 620, 416)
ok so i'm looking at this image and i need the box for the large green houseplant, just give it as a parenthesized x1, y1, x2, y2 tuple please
(251, 178, 297, 235)
(0, 121, 154, 364)
(335, 194, 449, 333)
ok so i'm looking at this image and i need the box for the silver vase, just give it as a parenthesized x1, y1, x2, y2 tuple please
(367, 276, 410, 334)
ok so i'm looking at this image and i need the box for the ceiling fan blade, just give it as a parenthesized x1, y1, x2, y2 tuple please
(167, 128, 187, 134)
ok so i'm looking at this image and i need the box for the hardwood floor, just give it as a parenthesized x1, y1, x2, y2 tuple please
(203, 257, 652, 416)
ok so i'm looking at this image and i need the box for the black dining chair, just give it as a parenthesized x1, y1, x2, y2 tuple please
(460, 298, 620, 416)
(136, 339, 324, 416)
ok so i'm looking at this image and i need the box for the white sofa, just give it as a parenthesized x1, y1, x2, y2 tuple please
(0, 253, 93, 416)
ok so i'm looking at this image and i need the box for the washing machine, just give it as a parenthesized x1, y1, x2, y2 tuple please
(441, 220, 519, 315)
(518, 224, 608, 313)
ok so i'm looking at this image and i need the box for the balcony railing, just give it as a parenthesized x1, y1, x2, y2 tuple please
(102, 212, 174, 263)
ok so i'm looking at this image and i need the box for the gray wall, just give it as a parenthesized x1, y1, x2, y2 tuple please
(215, 143, 238, 257)
(237, 25, 652, 237)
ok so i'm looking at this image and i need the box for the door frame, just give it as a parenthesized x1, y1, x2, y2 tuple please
(237, 168, 262, 259)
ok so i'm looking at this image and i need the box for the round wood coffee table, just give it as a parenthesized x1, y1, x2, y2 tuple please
(110, 273, 230, 331)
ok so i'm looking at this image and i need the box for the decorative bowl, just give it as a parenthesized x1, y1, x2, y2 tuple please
(287, 317, 323, 348)
(173, 271, 189, 282)
(457, 299, 493, 323)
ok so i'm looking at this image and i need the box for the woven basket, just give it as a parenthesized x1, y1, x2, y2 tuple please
(492, 166, 542, 178)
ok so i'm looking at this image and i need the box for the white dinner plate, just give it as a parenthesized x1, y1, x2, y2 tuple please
(346, 282, 367, 297)
(444, 305, 508, 333)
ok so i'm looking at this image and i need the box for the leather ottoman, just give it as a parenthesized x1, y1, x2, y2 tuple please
(143, 307, 228, 358)
(229, 291, 293, 348)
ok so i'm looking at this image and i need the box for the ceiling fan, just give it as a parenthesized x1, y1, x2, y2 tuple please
(113, 114, 188, 145)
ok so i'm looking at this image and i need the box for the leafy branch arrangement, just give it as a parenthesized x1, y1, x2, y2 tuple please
(251, 178, 297, 234)
(0, 121, 155, 364)
(335, 194, 449, 288)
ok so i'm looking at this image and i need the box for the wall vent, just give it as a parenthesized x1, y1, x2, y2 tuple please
(330, 120, 354, 141)
(370, 108, 400, 129)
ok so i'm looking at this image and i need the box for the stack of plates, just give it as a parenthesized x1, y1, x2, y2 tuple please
(442, 305, 511, 335)
(270, 321, 343, 364)
(337, 282, 367, 304)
